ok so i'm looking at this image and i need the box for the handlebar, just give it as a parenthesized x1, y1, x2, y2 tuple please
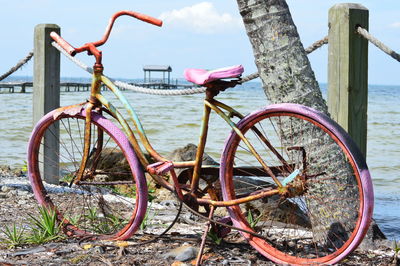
(50, 32, 76, 55)
(50, 10, 162, 59)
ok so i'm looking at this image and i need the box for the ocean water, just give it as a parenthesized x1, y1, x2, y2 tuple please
(0, 78, 399, 239)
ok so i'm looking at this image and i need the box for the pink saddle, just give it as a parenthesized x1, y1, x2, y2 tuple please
(184, 65, 244, 85)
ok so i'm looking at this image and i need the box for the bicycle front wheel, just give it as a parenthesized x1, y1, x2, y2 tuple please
(27, 109, 148, 240)
(220, 103, 373, 265)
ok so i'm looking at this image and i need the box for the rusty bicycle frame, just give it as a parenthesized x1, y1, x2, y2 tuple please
(51, 10, 292, 212)
(81, 70, 285, 207)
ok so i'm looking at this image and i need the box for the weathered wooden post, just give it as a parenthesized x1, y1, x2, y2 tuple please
(328, 3, 369, 157)
(33, 24, 60, 184)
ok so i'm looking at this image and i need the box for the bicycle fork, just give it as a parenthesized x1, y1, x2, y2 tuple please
(70, 69, 104, 186)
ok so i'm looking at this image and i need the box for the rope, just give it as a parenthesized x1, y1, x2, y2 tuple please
(305, 35, 329, 54)
(357, 26, 400, 63)
(239, 35, 329, 83)
(52, 42, 94, 74)
(52, 42, 207, 95)
(54, 35, 329, 94)
(0, 51, 34, 81)
(113, 80, 207, 95)
(238, 72, 260, 84)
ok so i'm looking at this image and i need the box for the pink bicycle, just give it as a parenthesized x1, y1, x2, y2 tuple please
(27, 11, 373, 265)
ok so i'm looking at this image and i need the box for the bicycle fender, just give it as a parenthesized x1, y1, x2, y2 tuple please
(53, 102, 87, 120)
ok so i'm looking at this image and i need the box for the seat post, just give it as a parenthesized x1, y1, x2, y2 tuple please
(190, 101, 212, 194)
(205, 88, 218, 99)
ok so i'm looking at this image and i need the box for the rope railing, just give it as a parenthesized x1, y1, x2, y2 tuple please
(54, 36, 329, 95)
(2, 27, 399, 93)
(0, 51, 34, 82)
(238, 72, 260, 84)
(52, 42, 208, 95)
(239, 36, 329, 83)
(9, 29, 394, 95)
(357, 26, 400, 63)
(113, 79, 207, 95)
(305, 36, 329, 54)
(0, 35, 329, 89)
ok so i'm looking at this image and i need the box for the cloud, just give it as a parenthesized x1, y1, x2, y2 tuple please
(159, 2, 243, 34)
(389, 22, 400, 28)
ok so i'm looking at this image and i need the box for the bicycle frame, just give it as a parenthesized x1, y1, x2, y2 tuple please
(66, 67, 287, 208)
(49, 10, 292, 209)
(50, 10, 289, 207)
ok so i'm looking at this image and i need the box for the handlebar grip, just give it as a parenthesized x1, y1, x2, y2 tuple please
(129, 11, 163, 27)
(50, 32, 76, 56)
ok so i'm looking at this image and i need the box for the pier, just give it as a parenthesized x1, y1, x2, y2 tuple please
(0, 82, 32, 93)
(0, 81, 195, 93)
(0, 63, 196, 93)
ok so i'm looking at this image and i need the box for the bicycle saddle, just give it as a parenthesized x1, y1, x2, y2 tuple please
(184, 65, 244, 85)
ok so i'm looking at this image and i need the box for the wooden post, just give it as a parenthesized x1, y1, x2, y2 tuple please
(328, 3, 369, 157)
(33, 24, 60, 184)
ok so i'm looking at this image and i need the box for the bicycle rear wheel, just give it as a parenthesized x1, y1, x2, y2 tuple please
(28, 109, 147, 240)
(220, 103, 373, 265)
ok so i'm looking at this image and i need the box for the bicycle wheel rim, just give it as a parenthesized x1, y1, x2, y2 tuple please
(28, 109, 148, 240)
(220, 103, 373, 265)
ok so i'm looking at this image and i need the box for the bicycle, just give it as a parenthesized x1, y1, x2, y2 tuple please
(27, 10, 374, 265)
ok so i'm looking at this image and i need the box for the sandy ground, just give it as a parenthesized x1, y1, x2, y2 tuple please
(0, 166, 398, 265)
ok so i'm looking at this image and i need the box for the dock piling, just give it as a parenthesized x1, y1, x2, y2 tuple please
(328, 3, 369, 157)
(33, 24, 60, 184)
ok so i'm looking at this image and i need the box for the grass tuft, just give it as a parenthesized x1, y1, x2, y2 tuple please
(0, 224, 25, 248)
(26, 206, 63, 244)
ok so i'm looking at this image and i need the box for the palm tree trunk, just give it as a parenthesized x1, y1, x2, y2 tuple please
(237, 0, 327, 113)
(236, 0, 384, 250)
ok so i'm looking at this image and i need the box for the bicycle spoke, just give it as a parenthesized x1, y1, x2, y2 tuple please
(28, 111, 145, 240)
(220, 107, 369, 264)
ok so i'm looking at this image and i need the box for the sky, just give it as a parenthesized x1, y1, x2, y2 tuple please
(0, 0, 399, 85)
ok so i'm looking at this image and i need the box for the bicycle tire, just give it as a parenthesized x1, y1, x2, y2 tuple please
(220, 103, 373, 265)
(27, 109, 148, 240)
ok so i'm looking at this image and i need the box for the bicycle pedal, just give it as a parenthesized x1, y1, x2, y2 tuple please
(147, 161, 174, 175)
